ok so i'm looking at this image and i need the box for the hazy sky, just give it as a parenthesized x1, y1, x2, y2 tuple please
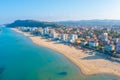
(0, 0, 120, 24)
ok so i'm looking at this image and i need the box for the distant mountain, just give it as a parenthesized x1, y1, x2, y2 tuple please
(6, 20, 60, 28)
(6, 19, 120, 28)
(56, 20, 120, 26)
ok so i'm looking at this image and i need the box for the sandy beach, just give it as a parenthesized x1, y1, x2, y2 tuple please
(11, 28, 120, 77)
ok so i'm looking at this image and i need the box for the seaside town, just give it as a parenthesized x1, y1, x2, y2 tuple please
(16, 25, 120, 58)
(2, 0, 120, 79)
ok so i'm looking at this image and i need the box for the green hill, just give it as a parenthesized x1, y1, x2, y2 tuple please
(6, 20, 60, 28)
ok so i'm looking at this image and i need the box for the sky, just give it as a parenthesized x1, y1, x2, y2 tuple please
(0, 0, 120, 24)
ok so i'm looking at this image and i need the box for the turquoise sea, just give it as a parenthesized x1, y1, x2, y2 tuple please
(0, 27, 120, 80)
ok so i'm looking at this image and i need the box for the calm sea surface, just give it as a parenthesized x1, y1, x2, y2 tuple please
(0, 27, 120, 80)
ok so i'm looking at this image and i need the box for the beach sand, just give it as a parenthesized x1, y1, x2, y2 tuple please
(11, 28, 120, 77)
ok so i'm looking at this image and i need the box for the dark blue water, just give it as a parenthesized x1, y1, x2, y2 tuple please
(0, 27, 120, 80)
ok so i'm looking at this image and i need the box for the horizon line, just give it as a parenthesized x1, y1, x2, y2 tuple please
(2, 19, 120, 25)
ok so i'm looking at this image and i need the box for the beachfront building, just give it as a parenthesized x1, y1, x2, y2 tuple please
(30, 27, 43, 35)
(116, 41, 120, 54)
(31, 27, 38, 33)
(38, 28, 44, 35)
(60, 34, 69, 42)
(89, 41, 99, 47)
(44, 27, 49, 35)
(104, 44, 115, 52)
(49, 29, 58, 39)
(68, 34, 78, 43)
(80, 40, 88, 46)
(76, 38, 81, 44)
(18, 27, 31, 32)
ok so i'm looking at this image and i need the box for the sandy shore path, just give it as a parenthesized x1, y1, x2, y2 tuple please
(11, 28, 120, 77)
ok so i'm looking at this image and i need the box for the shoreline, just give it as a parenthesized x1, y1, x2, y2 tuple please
(11, 28, 120, 77)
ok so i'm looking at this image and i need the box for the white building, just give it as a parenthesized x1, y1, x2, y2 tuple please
(31, 27, 38, 32)
(116, 41, 120, 53)
(68, 34, 78, 43)
(44, 27, 49, 35)
(49, 29, 58, 39)
(18, 27, 31, 32)
(60, 34, 69, 42)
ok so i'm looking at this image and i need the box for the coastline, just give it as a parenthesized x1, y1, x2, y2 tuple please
(11, 28, 120, 77)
